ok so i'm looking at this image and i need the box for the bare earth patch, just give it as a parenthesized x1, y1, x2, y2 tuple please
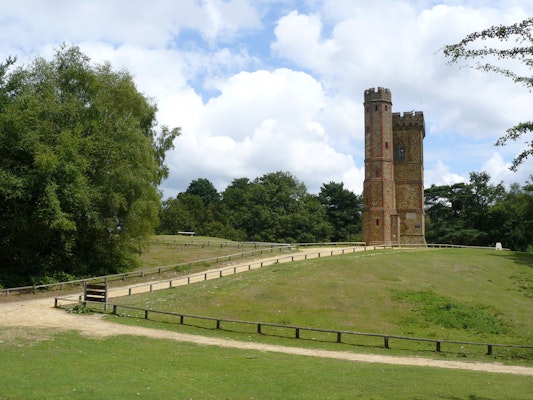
(1, 247, 532, 376)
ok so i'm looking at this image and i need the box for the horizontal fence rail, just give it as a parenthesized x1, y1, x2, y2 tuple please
(2, 242, 507, 297)
(0, 242, 300, 297)
(57, 301, 532, 357)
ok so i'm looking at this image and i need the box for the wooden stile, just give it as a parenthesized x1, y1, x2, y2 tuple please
(84, 283, 108, 303)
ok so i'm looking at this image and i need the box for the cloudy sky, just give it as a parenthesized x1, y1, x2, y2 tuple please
(1, 0, 532, 198)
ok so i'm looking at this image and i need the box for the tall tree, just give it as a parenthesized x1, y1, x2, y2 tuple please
(185, 178, 220, 206)
(318, 181, 362, 241)
(425, 172, 507, 247)
(0, 46, 180, 286)
(443, 17, 533, 170)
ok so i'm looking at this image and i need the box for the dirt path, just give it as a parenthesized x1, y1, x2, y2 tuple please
(1, 247, 532, 377)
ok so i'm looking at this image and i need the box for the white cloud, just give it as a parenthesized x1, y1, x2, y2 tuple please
(1, 0, 532, 199)
(425, 160, 466, 187)
(161, 68, 363, 196)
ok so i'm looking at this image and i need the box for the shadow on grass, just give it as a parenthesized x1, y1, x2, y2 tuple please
(488, 250, 533, 268)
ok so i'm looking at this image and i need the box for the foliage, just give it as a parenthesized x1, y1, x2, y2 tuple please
(159, 172, 337, 243)
(318, 181, 362, 241)
(0, 45, 180, 286)
(66, 303, 92, 314)
(185, 177, 220, 205)
(443, 17, 533, 170)
(424, 171, 520, 248)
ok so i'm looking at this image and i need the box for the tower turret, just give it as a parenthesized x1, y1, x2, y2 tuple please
(362, 87, 399, 245)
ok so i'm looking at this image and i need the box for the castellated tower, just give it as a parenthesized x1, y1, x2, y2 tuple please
(362, 87, 399, 245)
(362, 87, 426, 245)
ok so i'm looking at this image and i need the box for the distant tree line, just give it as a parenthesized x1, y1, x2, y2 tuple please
(425, 172, 533, 252)
(159, 171, 532, 252)
(158, 172, 362, 243)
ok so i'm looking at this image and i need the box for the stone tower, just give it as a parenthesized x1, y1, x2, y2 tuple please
(362, 87, 426, 245)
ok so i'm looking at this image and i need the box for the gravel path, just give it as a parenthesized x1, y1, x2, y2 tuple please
(1, 247, 532, 376)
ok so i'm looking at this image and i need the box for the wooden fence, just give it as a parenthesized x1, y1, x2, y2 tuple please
(79, 302, 531, 357)
(0, 242, 296, 297)
(2, 242, 508, 297)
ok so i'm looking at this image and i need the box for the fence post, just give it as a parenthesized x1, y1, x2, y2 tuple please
(144, 310, 149, 319)
(436, 341, 441, 352)
(384, 336, 389, 349)
(112, 305, 117, 314)
(337, 332, 342, 343)
(216, 320, 221, 329)
(487, 345, 493, 355)
(257, 324, 262, 334)
(295, 328, 300, 339)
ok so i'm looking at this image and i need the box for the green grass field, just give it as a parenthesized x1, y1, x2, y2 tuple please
(0, 330, 532, 400)
(2, 242, 533, 398)
(113, 248, 533, 354)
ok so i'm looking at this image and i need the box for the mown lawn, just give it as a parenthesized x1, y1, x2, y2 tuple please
(112, 248, 533, 360)
(0, 329, 531, 400)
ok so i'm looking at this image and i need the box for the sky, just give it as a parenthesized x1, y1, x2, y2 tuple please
(1, 0, 532, 198)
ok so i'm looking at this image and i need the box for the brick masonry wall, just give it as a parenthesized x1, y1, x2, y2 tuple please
(362, 88, 426, 245)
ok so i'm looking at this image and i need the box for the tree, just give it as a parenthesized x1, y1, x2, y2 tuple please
(318, 182, 362, 241)
(185, 178, 220, 205)
(424, 171, 516, 247)
(443, 17, 533, 170)
(488, 181, 533, 252)
(0, 46, 180, 286)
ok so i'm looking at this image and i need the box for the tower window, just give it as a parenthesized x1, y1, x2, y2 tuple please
(385, 142, 388, 149)
(375, 105, 379, 111)
(385, 105, 388, 111)
(376, 219, 379, 226)
(394, 142, 405, 162)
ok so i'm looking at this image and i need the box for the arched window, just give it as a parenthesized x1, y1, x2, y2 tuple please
(394, 141, 405, 162)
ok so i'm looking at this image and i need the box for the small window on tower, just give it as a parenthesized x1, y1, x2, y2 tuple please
(375, 105, 379, 111)
(385, 142, 389, 149)
(376, 219, 379, 226)
(385, 105, 388, 111)
(394, 141, 405, 162)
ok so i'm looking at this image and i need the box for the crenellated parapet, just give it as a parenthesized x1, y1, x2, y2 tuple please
(392, 111, 425, 137)
(364, 86, 392, 103)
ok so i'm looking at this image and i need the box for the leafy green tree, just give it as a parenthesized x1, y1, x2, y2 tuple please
(318, 181, 362, 241)
(424, 172, 505, 246)
(185, 178, 220, 205)
(488, 181, 533, 252)
(443, 17, 533, 170)
(0, 46, 179, 286)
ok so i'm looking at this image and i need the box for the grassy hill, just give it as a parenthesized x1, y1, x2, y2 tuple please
(3, 244, 533, 399)
(114, 247, 533, 358)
